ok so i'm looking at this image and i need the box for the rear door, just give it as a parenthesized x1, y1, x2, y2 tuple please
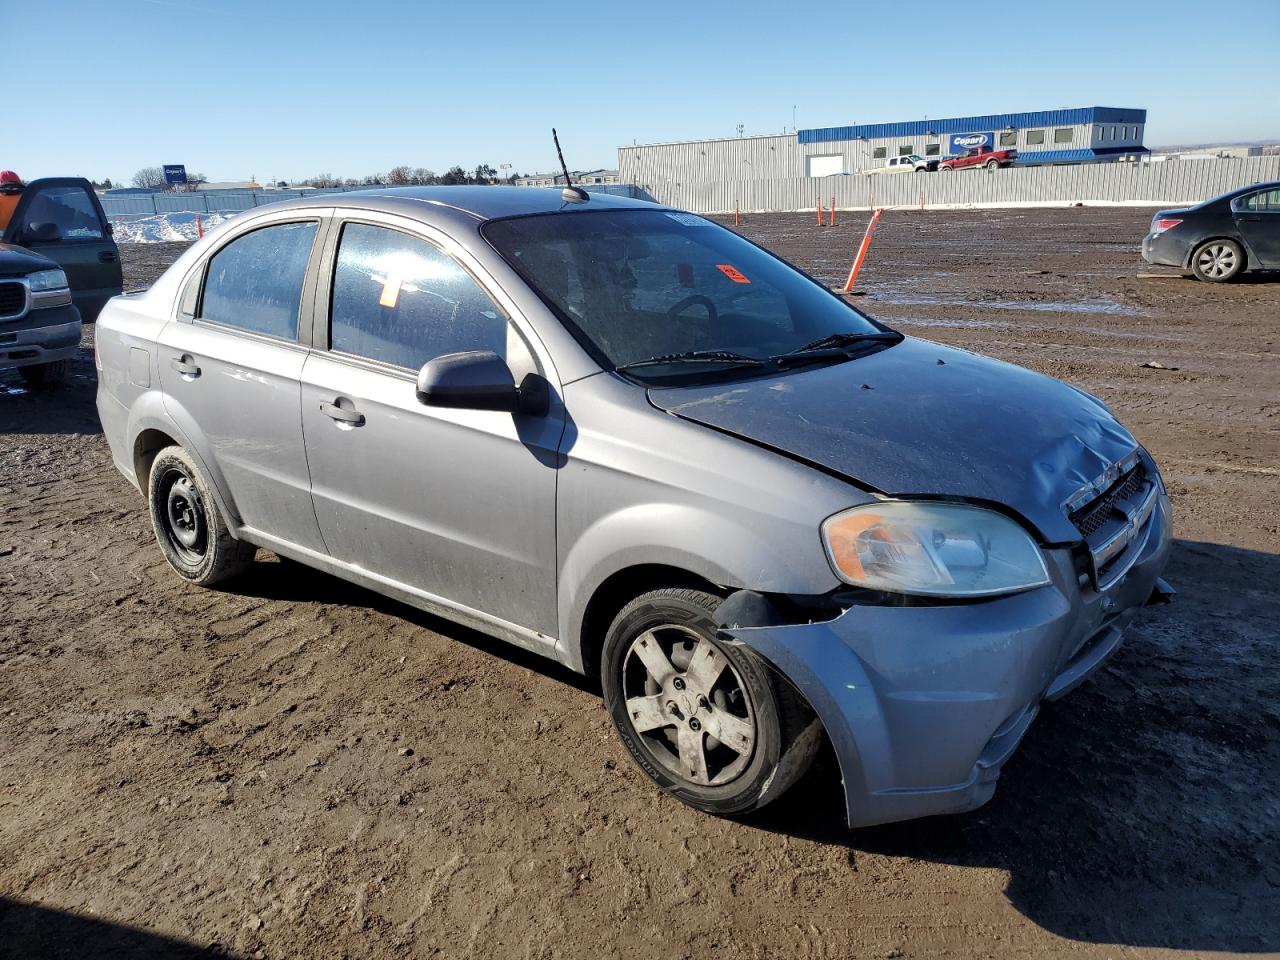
(1, 177, 122, 322)
(1232, 188, 1280, 267)
(157, 212, 329, 553)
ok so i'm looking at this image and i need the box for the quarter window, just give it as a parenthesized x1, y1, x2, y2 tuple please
(200, 221, 317, 340)
(1026, 129, 1045, 145)
(1054, 128, 1073, 143)
(329, 222, 508, 370)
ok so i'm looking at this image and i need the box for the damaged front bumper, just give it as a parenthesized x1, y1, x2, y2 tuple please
(717, 492, 1172, 829)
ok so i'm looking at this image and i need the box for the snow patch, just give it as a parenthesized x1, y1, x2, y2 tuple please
(112, 212, 238, 243)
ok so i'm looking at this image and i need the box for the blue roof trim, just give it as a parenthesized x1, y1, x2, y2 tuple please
(799, 107, 1147, 144)
(1016, 146, 1151, 165)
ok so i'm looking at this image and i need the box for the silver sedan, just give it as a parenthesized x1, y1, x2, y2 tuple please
(95, 187, 1172, 826)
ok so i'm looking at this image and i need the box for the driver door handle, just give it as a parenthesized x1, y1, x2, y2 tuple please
(320, 399, 365, 427)
(170, 355, 201, 378)
(98, 250, 118, 262)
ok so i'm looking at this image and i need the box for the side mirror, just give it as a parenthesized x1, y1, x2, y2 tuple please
(25, 222, 61, 243)
(416, 350, 549, 417)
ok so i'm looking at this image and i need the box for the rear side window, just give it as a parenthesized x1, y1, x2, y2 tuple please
(1242, 189, 1280, 212)
(200, 222, 317, 340)
(329, 222, 508, 369)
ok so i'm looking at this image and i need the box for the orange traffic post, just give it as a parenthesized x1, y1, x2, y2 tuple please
(829, 196, 836, 227)
(816, 196, 823, 227)
(842, 208, 882, 293)
(195, 214, 203, 238)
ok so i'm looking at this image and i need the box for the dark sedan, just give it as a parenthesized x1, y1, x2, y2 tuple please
(1142, 180, 1280, 281)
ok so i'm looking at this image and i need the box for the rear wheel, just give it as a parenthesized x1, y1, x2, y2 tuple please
(985, 159, 1000, 169)
(147, 445, 254, 586)
(602, 588, 819, 817)
(18, 359, 70, 388)
(1190, 239, 1244, 282)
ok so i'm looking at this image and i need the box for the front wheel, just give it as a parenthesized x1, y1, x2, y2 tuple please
(602, 588, 819, 817)
(1191, 239, 1244, 282)
(147, 445, 254, 586)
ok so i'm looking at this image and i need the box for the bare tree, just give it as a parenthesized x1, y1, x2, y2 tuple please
(131, 166, 168, 190)
(413, 167, 437, 185)
(386, 165, 414, 186)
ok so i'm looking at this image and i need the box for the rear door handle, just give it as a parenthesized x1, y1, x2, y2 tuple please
(170, 355, 201, 378)
(98, 250, 118, 262)
(320, 399, 365, 427)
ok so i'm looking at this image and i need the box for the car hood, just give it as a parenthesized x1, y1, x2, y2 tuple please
(0, 242, 56, 277)
(647, 337, 1138, 543)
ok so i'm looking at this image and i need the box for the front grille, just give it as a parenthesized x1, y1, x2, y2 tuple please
(1070, 462, 1148, 539)
(0, 281, 25, 318)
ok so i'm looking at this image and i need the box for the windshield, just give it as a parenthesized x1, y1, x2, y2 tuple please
(482, 209, 885, 377)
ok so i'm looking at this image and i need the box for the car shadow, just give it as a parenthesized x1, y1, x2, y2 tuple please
(0, 896, 235, 959)
(230, 553, 600, 696)
(745, 538, 1280, 953)
(0, 349, 101, 436)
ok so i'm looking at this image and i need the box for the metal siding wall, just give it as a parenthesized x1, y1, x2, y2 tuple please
(629, 157, 1280, 214)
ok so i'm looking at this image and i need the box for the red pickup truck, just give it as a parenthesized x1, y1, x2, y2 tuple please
(938, 146, 1017, 171)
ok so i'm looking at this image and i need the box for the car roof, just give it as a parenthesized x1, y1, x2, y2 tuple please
(263, 185, 665, 229)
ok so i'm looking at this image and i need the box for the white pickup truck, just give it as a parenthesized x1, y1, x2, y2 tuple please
(865, 154, 935, 174)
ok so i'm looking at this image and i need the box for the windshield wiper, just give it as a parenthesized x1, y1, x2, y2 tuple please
(780, 330, 902, 356)
(771, 331, 902, 367)
(615, 350, 767, 372)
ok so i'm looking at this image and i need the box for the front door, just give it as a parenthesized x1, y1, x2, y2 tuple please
(299, 218, 563, 640)
(1233, 187, 1280, 268)
(157, 217, 327, 553)
(2, 177, 122, 322)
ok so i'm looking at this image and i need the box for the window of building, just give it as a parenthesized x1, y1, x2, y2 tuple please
(1026, 129, 1045, 145)
(898, 144, 914, 156)
(925, 143, 940, 156)
(1054, 128, 1073, 143)
(872, 147, 887, 160)
(999, 131, 1017, 147)
(200, 221, 318, 340)
(329, 222, 508, 370)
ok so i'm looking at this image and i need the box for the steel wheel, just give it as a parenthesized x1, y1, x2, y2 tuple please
(622, 624, 756, 786)
(1192, 240, 1242, 282)
(160, 468, 207, 564)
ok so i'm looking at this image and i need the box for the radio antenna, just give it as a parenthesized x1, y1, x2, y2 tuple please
(552, 128, 589, 204)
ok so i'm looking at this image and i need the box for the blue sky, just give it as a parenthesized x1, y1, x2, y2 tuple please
(11, 0, 1279, 184)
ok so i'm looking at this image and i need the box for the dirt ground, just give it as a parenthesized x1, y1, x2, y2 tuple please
(2, 208, 1278, 959)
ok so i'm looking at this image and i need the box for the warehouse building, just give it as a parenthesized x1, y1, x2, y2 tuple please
(619, 106, 1147, 185)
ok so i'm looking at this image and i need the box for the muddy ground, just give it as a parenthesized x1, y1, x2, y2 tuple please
(2, 208, 1277, 959)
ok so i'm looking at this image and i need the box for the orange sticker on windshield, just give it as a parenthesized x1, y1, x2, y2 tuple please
(716, 264, 750, 284)
(379, 273, 402, 308)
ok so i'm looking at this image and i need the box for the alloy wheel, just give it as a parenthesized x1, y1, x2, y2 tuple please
(621, 624, 756, 786)
(1197, 243, 1238, 279)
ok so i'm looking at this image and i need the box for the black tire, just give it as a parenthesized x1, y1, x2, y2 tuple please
(147, 445, 254, 586)
(18, 359, 70, 388)
(939, 165, 953, 172)
(1190, 239, 1244, 282)
(601, 588, 819, 817)
(985, 159, 1000, 169)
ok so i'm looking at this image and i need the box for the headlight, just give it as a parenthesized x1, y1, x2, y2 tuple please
(822, 501, 1050, 597)
(27, 269, 69, 292)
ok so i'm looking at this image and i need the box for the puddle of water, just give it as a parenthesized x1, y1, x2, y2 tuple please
(1, 385, 29, 396)
(870, 291, 1146, 316)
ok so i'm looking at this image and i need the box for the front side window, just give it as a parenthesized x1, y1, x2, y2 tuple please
(1026, 129, 1045, 145)
(1054, 127, 1073, 143)
(21, 185, 103, 240)
(329, 222, 508, 369)
(200, 221, 317, 340)
(483, 210, 883, 377)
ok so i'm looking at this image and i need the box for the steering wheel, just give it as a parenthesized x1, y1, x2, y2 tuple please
(666, 294, 718, 326)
